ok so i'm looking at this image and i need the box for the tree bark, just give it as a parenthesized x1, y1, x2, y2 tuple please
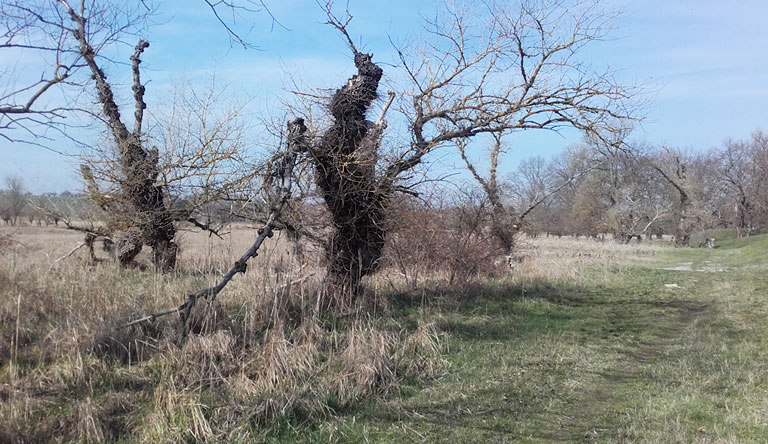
(310, 52, 387, 298)
(67, 6, 179, 271)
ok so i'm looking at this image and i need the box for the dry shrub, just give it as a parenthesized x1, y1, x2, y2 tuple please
(178, 330, 238, 386)
(290, 317, 326, 346)
(396, 320, 447, 378)
(0, 273, 54, 367)
(91, 318, 163, 364)
(184, 299, 227, 336)
(0, 226, 450, 441)
(252, 325, 316, 392)
(227, 371, 260, 402)
(0, 231, 19, 256)
(35, 352, 108, 393)
(384, 191, 506, 286)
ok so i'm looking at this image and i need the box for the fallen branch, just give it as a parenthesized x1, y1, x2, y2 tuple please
(119, 305, 185, 330)
(186, 216, 226, 239)
(275, 272, 317, 291)
(55, 241, 88, 262)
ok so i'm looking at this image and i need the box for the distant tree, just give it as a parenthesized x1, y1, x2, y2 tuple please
(608, 156, 671, 242)
(2, 176, 27, 225)
(715, 131, 768, 236)
(646, 148, 719, 247)
(568, 174, 608, 237)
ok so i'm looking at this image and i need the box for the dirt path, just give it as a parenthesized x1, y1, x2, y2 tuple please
(554, 298, 710, 443)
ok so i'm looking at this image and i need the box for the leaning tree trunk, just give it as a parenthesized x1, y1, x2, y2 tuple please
(310, 52, 387, 299)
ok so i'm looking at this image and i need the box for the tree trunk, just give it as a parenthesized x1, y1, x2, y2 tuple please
(123, 157, 178, 272)
(737, 193, 749, 238)
(674, 195, 691, 247)
(311, 52, 387, 299)
(489, 203, 518, 254)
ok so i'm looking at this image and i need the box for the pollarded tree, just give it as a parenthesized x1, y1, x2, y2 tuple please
(5, 1, 262, 271)
(292, 0, 636, 297)
(79, 77, 256, 264)
(1, 0, 274, 270)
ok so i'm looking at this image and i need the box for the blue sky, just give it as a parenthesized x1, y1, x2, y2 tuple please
(2, 0, 767, 193)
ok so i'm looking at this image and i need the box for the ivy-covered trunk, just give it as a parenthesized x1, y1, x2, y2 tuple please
(310, 52, 388, 298)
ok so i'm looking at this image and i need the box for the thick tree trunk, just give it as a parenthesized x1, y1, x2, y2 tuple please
(311, 52, 387, 298)
(72, 29, 179, 272)
(490, 203, 517, 254)
(122, 153, 178, 272)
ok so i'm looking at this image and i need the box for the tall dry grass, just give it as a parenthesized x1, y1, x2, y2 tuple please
(0, 224, 670, 442)
(0, 224, 447, 442)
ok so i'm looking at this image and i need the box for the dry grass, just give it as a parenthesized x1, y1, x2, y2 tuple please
(0, 224, 451, 443)
(507, 235, 667, 283)
(7, 225, 766, 442)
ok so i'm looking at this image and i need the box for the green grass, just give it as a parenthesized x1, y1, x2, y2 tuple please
(294, 237, 768, 443)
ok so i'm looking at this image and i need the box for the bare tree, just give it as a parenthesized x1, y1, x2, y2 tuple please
(646, 147, 719, 247)
(80, 77, 257, 257)
(716, 131, 768, 237)
(286, 0, 637, 296)
(426, 0, 638, 252)
(606, 157, 671, 242)
(460, 135, 601, 249)
(1, 176, 27, 225)
(14, 2, 260, 271)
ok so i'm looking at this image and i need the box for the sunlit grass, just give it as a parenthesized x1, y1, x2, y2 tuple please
(2, 226, 767, 442)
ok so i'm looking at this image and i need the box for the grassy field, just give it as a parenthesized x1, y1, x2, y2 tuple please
(312, 236, 768, 443)
(1, 227, 768, 442)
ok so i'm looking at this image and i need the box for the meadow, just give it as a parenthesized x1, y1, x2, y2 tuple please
(1, 225, 767, 443)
